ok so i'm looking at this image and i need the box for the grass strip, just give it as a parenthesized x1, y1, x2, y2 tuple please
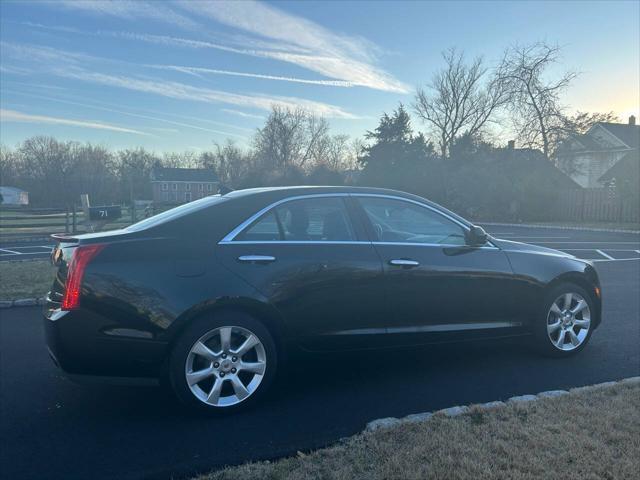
(198, 382, 639, 480)
(0, 260, 54, 301)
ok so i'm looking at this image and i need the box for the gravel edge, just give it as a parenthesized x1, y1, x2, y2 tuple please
(365, 376, 640, 431)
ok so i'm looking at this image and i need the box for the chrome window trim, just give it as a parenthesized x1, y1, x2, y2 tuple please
(218, 192, 498, 249)
(222, 240, 369, 245)
(372, 242, 499, 250)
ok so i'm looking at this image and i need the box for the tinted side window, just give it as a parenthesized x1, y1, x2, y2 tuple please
(235, 197, 356, 242)
(236, 211, 281, 241)
(357, 197, 466, 245)
(276, 197, 355, 241)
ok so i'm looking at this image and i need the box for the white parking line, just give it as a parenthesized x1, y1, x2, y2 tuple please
(595, 249, 615, 260)
(591, 257, 640, 262)
(494, 236, 571, 239)
(0, 248, 20, 254)
(536, 241, 640, 245)
(0, 251, 50, 257)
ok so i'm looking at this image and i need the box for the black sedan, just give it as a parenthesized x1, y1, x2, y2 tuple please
(45, 186, 602, 413)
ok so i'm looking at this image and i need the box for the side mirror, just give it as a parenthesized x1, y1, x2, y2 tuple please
(466, 225, 488, 246)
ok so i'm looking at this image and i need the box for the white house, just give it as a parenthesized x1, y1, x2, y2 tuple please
(557, 116, 639, 188)
(0, 186, 29, 205)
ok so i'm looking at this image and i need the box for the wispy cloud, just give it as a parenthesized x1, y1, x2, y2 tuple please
(147, 64, 355, 87)
(2, 42, 357, 118)
(221, 109, 264, 120)
(3, 89, 248, 139)
(0, 41, 94, 65)
(0, 108, 149, 135)
(56, 0, 199, 30)
(40, 0, 408, 93)
(56, 69, 359, 119)
(175, 0, 410, 93)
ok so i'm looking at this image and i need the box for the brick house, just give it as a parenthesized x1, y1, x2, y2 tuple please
(151, 167, 219, 205)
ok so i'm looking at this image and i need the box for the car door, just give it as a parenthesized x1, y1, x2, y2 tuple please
(216, 194, 388, 351)
(352, 194, 521, 345)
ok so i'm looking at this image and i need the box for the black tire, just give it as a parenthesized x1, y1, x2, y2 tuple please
(533, 282, 595, 357)
(168, 310, 277, 414)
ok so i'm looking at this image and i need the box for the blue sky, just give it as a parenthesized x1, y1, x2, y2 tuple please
(1, 0, 638, 152)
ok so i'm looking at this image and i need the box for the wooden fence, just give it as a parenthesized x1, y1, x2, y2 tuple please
(0, 204, 166, 242)
(559, 188, 639, 223)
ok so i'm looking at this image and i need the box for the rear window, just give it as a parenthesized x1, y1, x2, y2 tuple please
(126, 195, 227, 232)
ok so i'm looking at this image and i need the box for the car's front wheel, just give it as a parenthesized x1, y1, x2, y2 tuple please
(534, 283, 595, 357)
(169, 311, 277, 413)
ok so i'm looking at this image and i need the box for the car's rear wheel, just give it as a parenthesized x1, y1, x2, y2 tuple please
(534, 283, 595, 357)
(169, 311, 277, 413)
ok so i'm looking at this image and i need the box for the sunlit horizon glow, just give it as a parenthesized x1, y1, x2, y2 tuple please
(0, 0, 638, 151)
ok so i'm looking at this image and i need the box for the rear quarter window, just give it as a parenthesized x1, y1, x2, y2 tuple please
(126, 195, 227, 232)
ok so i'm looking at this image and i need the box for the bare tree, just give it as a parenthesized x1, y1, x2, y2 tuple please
(162, 151, 199, 168)
(558, 111, 619, 136)
(201, 140, 255, 187)
(497, 42, 578, 160)
(253, 106, 331, 170)
(414, 48, 506, 159)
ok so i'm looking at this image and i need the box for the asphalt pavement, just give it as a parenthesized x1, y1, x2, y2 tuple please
(1, 225, 639, 480)
(0, 243, 53, 262)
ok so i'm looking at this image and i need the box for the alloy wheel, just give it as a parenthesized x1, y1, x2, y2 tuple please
(546, 292, 591, 351)
(185, 326, 267, 407)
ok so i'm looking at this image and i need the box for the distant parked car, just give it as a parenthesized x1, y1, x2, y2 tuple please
(45, 187, 602, 413)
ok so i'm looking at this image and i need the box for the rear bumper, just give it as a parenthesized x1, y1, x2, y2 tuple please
(43, 300, 168, 379)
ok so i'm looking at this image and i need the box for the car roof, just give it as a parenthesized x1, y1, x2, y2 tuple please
(222, 185, 472, 228)
(223, 185, 417, 199)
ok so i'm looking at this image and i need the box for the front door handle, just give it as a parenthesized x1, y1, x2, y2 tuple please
(389, 259, 420, 267)
(238, 255, 276, 263)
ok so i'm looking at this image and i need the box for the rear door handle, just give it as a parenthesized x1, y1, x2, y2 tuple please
(238, 255, 276, 263)
(389, 259, 420, 267)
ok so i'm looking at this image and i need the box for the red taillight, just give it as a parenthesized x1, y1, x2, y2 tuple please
(61, 244, 105, 311)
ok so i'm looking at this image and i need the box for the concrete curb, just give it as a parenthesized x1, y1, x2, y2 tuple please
(0, 297, 45, 309)
(478, 222, 640, 234)
(364, 377, 640, 432)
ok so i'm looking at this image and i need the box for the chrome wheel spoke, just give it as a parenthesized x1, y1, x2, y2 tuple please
(567, 329, 580, 346)
(570, 300, 587, 315)
(563, 293, 573, 310)
(233, 334, 259, 357)
(555, 329, 566, 348)
(187, 366, 214, 386)
(550, 303, 563, 316)
(240, 361, 266, 375)
(219, 327, 232, 353)
(230, 376, 249, 400)
(191, 341, 218, 361)
(574, 319, 590, 330)
(207, 378, 224, 404)
(547, 320, 562, 334)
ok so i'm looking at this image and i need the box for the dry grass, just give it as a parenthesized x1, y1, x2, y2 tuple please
(198, 382, 640, 480)
(0, 260, 54, 300)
